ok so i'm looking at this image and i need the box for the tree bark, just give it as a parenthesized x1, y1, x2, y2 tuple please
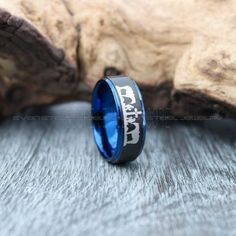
(0, 0, 235, 118)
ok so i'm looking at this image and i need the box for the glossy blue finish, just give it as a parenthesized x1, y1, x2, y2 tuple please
(92, 79, 124, 162)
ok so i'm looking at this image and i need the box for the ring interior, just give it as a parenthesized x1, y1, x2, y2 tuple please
(92, 80, 123, 161)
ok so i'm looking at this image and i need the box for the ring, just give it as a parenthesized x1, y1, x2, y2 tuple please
(91, 76, 146, 164)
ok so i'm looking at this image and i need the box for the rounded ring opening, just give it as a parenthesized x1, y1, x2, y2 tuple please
(92, 79, 124, 161)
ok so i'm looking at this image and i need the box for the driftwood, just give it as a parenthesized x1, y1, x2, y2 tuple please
(0, 0, 235, 117)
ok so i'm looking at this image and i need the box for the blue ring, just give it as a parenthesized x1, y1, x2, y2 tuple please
(92, 79, 124, 162)
(92, 76, 146, 164)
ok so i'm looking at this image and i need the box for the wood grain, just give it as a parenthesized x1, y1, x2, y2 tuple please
(1, 1, 236, 118)
(0, 103, 235, 236)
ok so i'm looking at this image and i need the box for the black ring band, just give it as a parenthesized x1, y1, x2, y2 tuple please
(92, 76, 146, 164)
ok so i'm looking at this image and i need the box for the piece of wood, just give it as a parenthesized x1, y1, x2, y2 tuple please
(0, 0, 236, 117)
(0, 103, 235, 235)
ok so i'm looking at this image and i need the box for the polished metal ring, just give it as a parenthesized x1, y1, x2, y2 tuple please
(92, 76, 146, 164)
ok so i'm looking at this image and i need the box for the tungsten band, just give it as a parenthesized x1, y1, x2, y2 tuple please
(91, 76, 146, 164)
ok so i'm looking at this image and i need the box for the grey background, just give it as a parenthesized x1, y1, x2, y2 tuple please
(0, 102, 235, 236)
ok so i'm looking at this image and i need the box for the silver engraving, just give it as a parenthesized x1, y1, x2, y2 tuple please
(116, 85, 142, 146)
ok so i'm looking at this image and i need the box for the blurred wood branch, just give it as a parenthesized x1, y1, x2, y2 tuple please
(0, 0, 235, 117)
